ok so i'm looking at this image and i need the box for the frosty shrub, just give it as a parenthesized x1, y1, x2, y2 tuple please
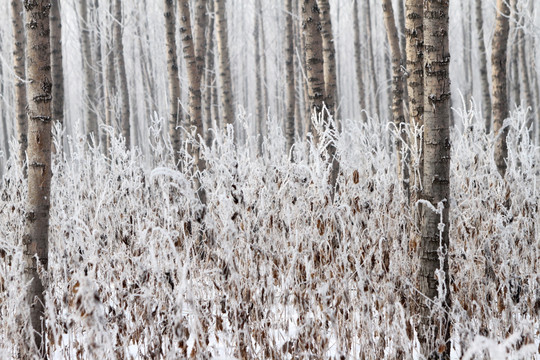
(0, 108, 538, 359)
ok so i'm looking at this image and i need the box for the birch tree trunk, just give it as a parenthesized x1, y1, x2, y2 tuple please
(50, 0, 64, 128)
(163, 0, 182, 163)
(11, 0, 27, 168)
(0, 37, 8, 159)
(285, 0, 296, 153)
(418, 0, 451, 357)
(204, 0, 217, 146)
(104, 20, 116, 153)
(113, 0, 131, 149)
(517, 11, 533, 132)
(509, 0, 520, 108)
(301, 0, 325, 139)
(475, 0, 492, 133)
(80, 0, 98, 142)
(316, 0, 337, 117)
(364, 0, 380, 116)
(352, 0, 366, 117)
(23, 0, 52, 355)
(492, 0, 510, 177)
(178, 0, 205, 202)
(215, 0, 235, 128)
(381, 0, 407, 194)
(254, 1, 264, 153)
(405, 0, 423, 257)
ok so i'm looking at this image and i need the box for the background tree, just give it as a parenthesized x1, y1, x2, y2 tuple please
(113, 0, 131, 149)
(50, 0, 64, 129)
(417, 0, 451, 357)
(475, 0, 492, 133)
(492, 0, 510, 177)
(352, 0, 366, 118)
(284, 0, 296, 153)
(23, 0, 53, 355)
(163, 0, 182, 164)
(215, 0, 235, 128)
(11, 0, 27, 168)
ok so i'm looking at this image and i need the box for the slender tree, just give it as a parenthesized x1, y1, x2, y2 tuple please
(215, 0, 235, 127)
(352, 0, 366, 117)
(23, 0, 53, 355)
(475, 0, 492, 133)
(417, 0, 451, 358)
(11, 0, 27, 168)
(492, 0, 510, 177)
(316, 0, 337, 117)
(50, 0, 64, 129)
(381, 0, 407, 194)
(364, 0, 380, 116)
(284, 0, 296, 153)
(178, 0, 205, 179)
(104, 11, 116, 153)
(301, 0, 325, 138)
(79, 0, 98, 142)
(254, 0, 264, 153)
(163, 0, 182, 162)
(516, 5, 533, 132)
(204, 0, 217, 145)
(0, 37, 8, 159)
(113, 0, 131, 149)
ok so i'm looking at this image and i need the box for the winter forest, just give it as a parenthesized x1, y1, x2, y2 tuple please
(0, 0, 539, 358)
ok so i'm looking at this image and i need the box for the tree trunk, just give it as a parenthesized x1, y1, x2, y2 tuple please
(215, 0, 235, 128)
(509, 0, 520, 108)
(23, 0, 52, 355)
(194, 0, 208, 80)
(301, 0, 325, 138)
(475, 0, 492, 133)
(364, 0, 380, 117)
(418, 0, 451, 358)
(113, 0, 131, 149)
(254, 0, 264, 153)
(492, 0, 510, 177)
(163, 0, 182, 163)
(352, 0, 366, 118)
(50, 0, 64, 129)
(179, 0, 204, 160)
(204, 0, 217, 146)
(284, 0, 296, 153)
(0, 37, 8, 160)
(104, 17, 116, 153)
(381, 0, 407, 195)
(317, 0, 338, 118)
(11, 0, 27, 169)
(80, 0, 98, 143)
(92, 0, 106, 150)
(517, 8, 533, 132)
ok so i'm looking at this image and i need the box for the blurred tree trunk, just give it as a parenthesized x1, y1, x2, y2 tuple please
(381, 0, 407, 195)
(163, 0, 182, 163)
(215, 0, 235, 128)
(317, 0, 337, 118)
(79, 0, 98, 143)
(11, 0, 27, 169)
(204, 0, 217, 146)
(23, 0, 52, 355)
(492, 0, 510, 177)
(510, 0, 520, 108)
(475, 0, 492, 133)
(352, 0, 366, 118)
(92, 0, 106, 149)
(50, 0, 64, 130)
(113, 0, 131, 149)
(364, 0, 379, 117)
(284, 0, 296, 153)
(298, 0, 311, 137)
(418, 0, 451, 358)
(194, 0, 208, 132)
(0, 37, 8, 159)
(254, 0, 263, 153)
(517, 8, 533, 132)
(104, 11, 116, 153)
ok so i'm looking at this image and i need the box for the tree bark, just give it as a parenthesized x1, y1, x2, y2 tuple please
(11, 0, 28, 169)
(163, 0, 182, 163)
(301, 0, 325, 137)
(316, 0, 337, 117)
(80, 0, 98, 143)
(492, 0, 510, 177)
(352, 0, 366, 118)
(418, 0, 451, 358)
(254, 0, 264, 153)
(178, 0, 205, 176)
(285, 0, 296, 153)
(214, 0, 235, 128)
(382, 0, 407, 195)
(0, 37, 8, 160)
(364, 0, 380, 116)
(516, 7, 533, 132)
(113, 0, 131, 149)
(475, 0, 492, 133)
(204, 0, 217, 146)
(23, 0, 52, 355)
(50, 0, 64, 128)
(104, 15, 116, 153)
